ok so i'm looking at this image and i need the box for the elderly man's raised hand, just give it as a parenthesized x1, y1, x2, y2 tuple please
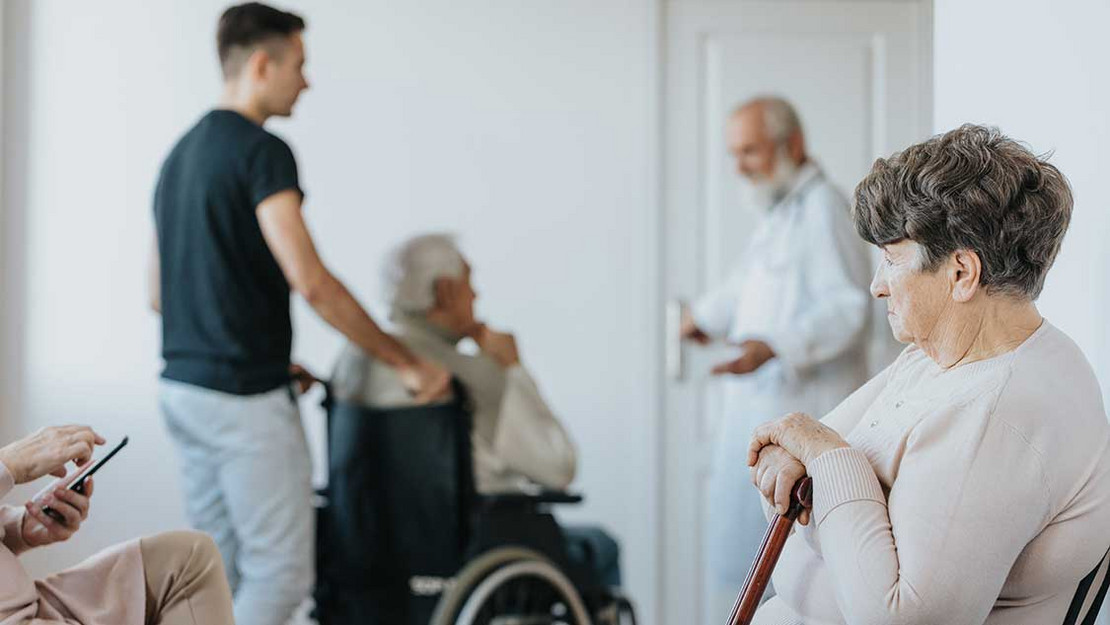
(473, 325, 521, 369)
(0, 425, 105, 485)
(747, 412, 849, 468)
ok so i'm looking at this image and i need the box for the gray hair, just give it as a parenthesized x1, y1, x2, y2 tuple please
(853, 124, 1073, 300)
(734, 96, 803, 144)
(386, 233, 465, 315)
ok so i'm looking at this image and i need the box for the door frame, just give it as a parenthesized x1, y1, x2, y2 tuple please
(649, 1, 933, 622)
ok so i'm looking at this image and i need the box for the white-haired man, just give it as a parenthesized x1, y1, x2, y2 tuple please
(333, 234, 576, 493)
(331, 234, 621, 585)
(681, 97, 872, 603)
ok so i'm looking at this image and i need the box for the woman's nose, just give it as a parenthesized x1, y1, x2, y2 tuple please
(870, 266, 889, 299)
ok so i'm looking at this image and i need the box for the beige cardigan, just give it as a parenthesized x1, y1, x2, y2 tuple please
(755, 321, 1110, 625)
(0, 463, 145, 625)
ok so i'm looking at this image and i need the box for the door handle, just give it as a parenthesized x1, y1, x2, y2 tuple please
(666, 298, 686, 382)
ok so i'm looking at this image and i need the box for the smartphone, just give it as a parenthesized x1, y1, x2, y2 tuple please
(37, 436, 129, 523)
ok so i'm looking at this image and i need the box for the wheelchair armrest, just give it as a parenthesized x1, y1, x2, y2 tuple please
(477, 490, 584, 511)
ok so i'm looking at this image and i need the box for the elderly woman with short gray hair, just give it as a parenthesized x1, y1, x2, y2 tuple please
(748, 124, 1110, 625)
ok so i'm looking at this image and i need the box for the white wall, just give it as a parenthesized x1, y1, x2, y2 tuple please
(0, 1, 662, 621)
(933, 0, 1110, 400)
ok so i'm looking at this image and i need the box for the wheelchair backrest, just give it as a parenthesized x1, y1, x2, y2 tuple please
(316, 382, 474, 625)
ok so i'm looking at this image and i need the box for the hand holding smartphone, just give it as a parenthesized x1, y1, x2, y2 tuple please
(33, 436, 128, 523)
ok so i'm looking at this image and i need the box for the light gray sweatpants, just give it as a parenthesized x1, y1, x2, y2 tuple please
(159, 379, 314, 625)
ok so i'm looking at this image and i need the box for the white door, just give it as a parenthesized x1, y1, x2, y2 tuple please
(660, 2, 932, 623)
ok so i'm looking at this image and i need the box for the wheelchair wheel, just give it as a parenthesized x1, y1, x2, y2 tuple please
(431, 546, 592, 625)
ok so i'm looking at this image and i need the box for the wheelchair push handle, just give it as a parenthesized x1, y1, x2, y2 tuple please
(726, 476, 813, 625)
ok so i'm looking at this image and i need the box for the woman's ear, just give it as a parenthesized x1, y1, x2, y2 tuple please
(949, 249, 983, 303)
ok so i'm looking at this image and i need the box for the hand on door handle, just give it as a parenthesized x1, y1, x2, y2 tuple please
(680, 307, 711, 345)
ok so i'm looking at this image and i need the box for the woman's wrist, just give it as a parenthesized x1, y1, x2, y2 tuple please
(0, 458, 15, 491)
(803, 440, 851, 467)
(0, 452, 19, 485)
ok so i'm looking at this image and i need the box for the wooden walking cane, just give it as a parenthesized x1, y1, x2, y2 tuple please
(725, 476, 813, 625)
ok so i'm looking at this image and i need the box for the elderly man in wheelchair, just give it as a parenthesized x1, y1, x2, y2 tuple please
(318, 233, 634, 625)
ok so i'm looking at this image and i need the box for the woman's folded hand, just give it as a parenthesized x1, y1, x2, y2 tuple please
(748, 412, 849, 469)
(750, 445, 810, 524)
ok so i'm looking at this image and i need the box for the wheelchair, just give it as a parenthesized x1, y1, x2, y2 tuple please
(313, 381, 637, 625)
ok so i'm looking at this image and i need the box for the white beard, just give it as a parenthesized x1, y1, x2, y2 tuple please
(737, 178, 782, 213)
(737, 148, 800, 213)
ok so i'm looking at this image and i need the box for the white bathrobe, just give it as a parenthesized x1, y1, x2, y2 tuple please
(694, 162, 872, 584)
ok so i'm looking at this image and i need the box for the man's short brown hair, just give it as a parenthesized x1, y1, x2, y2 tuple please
(217, 3, 305, 79)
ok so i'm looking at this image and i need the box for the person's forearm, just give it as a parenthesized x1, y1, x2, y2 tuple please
(767, 289, 867, 373)
(0, 463, 23, 553)
(690, 287, 737, 339)
(807, 439, 1040, 625)
(302, 274, 416, 368)
(0, 506, 30, 555)
(494, 366, 577, 489)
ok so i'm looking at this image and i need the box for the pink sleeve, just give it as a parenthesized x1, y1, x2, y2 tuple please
(0, 461, 30, 555)
(806, 415, 1047, 624)
(0, 460, 13, 498)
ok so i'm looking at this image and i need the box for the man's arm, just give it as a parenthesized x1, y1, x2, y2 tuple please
(256, 190, 448, 400)
(756, 197, 870, 375)
(495, 365, 577, 490)
(147, 232, 161, 314)
(474, 326, 577, 489)
(688, 267, 745, 341)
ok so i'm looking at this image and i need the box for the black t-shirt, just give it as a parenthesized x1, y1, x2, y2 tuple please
(154, 109, 302, 395)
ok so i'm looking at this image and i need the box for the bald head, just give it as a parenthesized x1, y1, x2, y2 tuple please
(727, 96, 807, 182)
(734, 97, 803, 143)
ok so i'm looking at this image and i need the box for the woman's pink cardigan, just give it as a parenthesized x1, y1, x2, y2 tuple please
(0, 463, 145, 624)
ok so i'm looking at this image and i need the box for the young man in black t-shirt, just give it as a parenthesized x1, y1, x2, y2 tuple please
(149, 5, 449, 623)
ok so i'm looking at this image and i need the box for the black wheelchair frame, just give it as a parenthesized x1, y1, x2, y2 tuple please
(313, 381, 635, 625)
